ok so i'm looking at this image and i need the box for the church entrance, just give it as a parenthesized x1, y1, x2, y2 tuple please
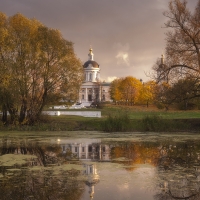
(88, 94, 92, 101)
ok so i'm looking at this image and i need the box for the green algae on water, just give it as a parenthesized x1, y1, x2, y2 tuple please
(0, 154, 38, 166)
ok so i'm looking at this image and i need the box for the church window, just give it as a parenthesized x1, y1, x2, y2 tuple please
(75, 147, 78, 152)
(89, 73, 92, 81)
(88, 95, 92, 101)
(82, 147, 85, 152)
(88, 146, 92, 152)
(82, 95, 84, 100)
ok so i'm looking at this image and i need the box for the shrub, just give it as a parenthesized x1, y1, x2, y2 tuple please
(176, 102, 196, 110)
(155, 102, 165, 110)
(142, 115, 163, 131)
(102, 112, 131, 132)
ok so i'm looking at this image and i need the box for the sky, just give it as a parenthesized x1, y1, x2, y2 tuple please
(0, 0, 198, 82)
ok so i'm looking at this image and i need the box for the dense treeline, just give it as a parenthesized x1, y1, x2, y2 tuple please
(0, 13, 83, 125)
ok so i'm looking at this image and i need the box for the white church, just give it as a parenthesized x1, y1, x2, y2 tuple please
(78, 48, 111, 107)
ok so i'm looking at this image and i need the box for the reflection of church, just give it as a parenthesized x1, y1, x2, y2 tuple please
(79, 48, 111, 106)
(61, 139, 111, 199)
(61, 138, 110, 161)
(84, 163, 99, 199)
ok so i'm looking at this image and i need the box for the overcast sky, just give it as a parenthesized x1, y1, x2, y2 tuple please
(0, 0, 198, 82)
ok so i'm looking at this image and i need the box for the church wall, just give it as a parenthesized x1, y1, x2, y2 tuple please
(79, 48, 112, 105)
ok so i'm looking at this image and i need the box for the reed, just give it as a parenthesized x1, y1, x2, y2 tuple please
(102, 112, 132, 132)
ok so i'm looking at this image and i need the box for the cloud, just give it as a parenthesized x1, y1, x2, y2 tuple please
(114, 43, 130, 67)
(106, 76, 118, 82)
(0, 0, 197, 83)
(116, 52, 130, 66)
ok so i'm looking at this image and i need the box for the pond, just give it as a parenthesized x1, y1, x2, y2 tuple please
(0, 131, 200, 200)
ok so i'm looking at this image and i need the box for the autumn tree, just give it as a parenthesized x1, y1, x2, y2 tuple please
(151, 0, 200, 109)
(119, 76, 142, 105)
(163, 0, 200, 78)
(0, 12, 18, 123)
(138, 81, 156, 107)
(109, 78, 123, 104)
(0, 13, 83, 124)
(110, 76, 145, 105)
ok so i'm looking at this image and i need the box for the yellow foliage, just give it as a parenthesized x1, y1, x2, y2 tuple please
(0, 12, 83, 124)
(110, 76, 156, 105)
(138, 80, 156, 104)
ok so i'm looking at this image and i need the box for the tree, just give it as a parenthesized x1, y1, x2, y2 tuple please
(164, 0, 200, 75)
(119, 76, 142, 105)
(110, 76, 142, 105)
(151, 0, 200, 109)
(0, 13, 83, 124)
(109, 78, 123, 104)
(139, 81, 156, 107)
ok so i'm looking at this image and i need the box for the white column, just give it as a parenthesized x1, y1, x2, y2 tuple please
(92, 72, 95, 82)
(94, 71, 97, 82)
(78, 89, 81, 103)
(99, 145, 102, 160)
(99, 84, 102, 102)
(85, 144, 88, 159)
(86, 88, 88, 102)
(87, 72, 89, 82)
(78, 145, 81, 159)
(92, 88, 94, 101)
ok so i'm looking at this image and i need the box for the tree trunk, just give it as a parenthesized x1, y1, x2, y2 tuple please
(19, 99, 27, 123)
(2, 104, 7, 124)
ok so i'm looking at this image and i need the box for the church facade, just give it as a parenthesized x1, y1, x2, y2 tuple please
(78, 48, 111, 106)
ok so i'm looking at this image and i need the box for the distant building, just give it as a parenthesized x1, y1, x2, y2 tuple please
(78, 48, 111, 106)
(157, 54, 168, 83)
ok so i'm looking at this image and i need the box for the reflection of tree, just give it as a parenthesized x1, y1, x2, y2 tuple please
(111, 140, 200, 199)
(111, 141, 160, 169)
(0, 168, 84, 200)
(155, 142, 200, 200)
(0, 138, 63, 169)
(0, 138, 85, 200)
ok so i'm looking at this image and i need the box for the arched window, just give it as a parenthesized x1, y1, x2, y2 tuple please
(89, 73, 92, 81)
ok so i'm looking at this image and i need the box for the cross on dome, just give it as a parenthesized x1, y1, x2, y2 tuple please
(88, 48, 94, 61)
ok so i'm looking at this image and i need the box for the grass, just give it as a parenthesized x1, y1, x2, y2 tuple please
(101, 104, 200, 119)
(0, 104, 200, 132)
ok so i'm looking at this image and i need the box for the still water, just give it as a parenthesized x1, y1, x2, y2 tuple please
(0, 132, 200, 200)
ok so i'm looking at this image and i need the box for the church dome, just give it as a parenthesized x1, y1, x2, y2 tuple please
(83, 60, 99, 68)
(83, 48, 100, 68)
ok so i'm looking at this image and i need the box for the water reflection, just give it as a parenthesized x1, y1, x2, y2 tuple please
(60, 138, 111, 161)
(1, 134, 200, 199)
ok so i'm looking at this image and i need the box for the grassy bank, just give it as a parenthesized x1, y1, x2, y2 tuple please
(0, 105, 200, 132)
